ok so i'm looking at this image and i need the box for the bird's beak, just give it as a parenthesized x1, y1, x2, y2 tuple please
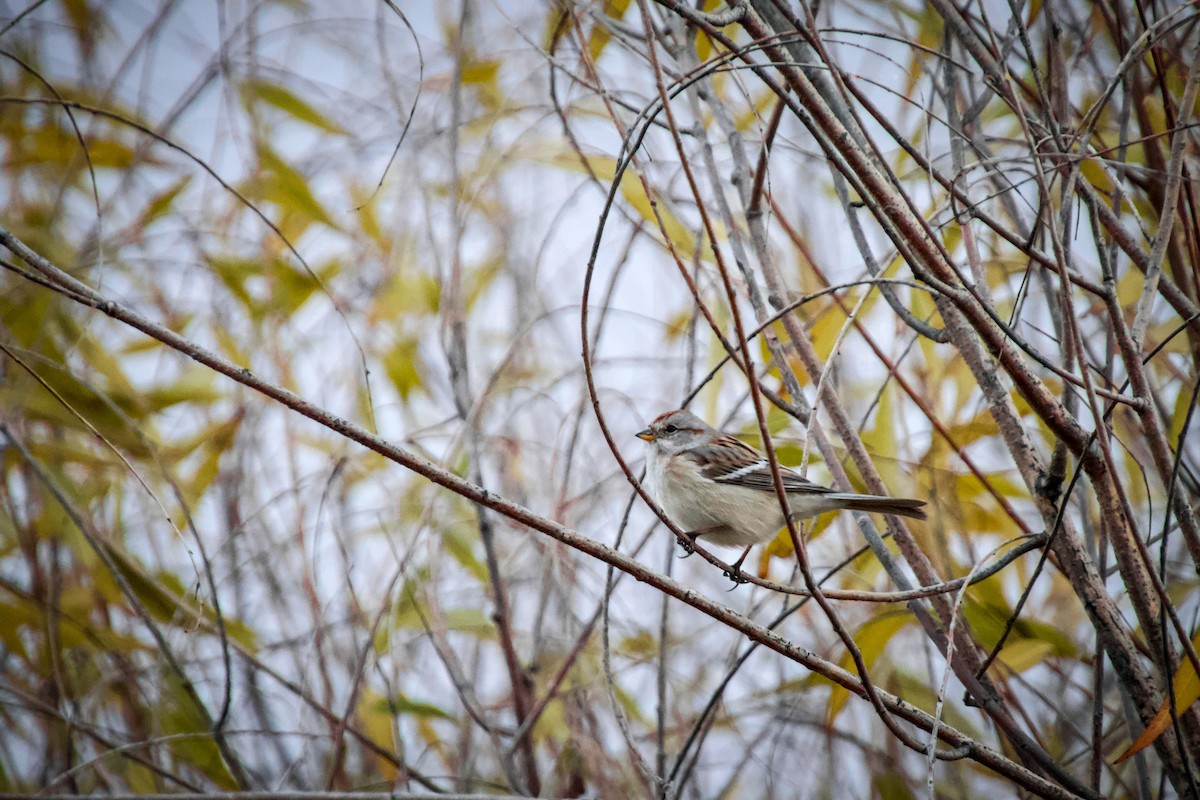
(636, 428, 655, 442)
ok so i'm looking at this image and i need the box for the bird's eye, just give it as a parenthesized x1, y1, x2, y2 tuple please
(664, 424, 678, 434)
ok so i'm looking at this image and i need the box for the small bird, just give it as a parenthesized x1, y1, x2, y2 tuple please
(637, 409, 926, 556)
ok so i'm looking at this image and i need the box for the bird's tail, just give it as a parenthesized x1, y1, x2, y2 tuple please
(826, 494, 927, 521)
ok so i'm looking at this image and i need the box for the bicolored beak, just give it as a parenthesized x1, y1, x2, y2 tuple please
(636, 428, 655, 442)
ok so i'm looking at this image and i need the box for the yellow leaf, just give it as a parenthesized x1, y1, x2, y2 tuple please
(807, 305, 846, 362)
(759, 526, 795, 566)
(251, 145, 336, 229)
(1080, 157, 1115, 194)
(1168, 383, 1195, 443)
(619, 630, 657, 657)
(619, 179, 697, 255)
(61, 0, 98, 57)
(1025, 0, 1043, 26)
(0, 363, 155, 456)
(946, 472, 1024, 536)
(356, 194, 385, 248)
(588, 0, 630, 62)
(663, 308, 694, 341)
(269, 257, 338, 317)
(826, 612, 911, 724)
(860, 383, 898, 486)
(0, 601, 32, 661)
(97, 545, 259, 649)
(695, 28, 713, 61)
(240, 79, 345, 134)
(1115, 629, 1200, 763)
(442, 527, 487, 583)
(357, 689, 399, 779)
(874, 770, 917, 800)
(382, 336, 425, 399)
(941, 220, 962, 254)
(11, 125, 146, 170)
(460, 57, 501, 85)
(942, 414, 1000, 446)
(538, 150, 697, 254)
(732, 90, 782, 133)
(136, 176, 192, 228)
(214, 325, 251, 366)
(207, 256, 260, 313)
(994, 639, 1056, 673)
(959, 593, 1075, 672)
(1115, 267, 1143, 306)
(378, 693, 456, 721)
(143, 367, 223, 411)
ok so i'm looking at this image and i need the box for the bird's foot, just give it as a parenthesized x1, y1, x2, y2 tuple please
(675, 533, 696, 557)
(722, 566, 749, 587)
(722, 545, 753, 587)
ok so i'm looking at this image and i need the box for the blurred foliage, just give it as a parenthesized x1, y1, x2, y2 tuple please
(1, 1, 1198, 798)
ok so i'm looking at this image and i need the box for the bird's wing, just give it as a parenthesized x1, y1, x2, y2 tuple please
(684, 436, 832, 495)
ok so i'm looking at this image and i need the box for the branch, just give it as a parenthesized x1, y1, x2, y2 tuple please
(0, 225, 1082, 800)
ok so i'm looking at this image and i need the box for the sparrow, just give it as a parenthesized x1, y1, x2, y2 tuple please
(637, 409, 926, 551)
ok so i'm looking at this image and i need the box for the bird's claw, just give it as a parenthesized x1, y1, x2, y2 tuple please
(675, 535, 695, 557)
(723, 567, 749, 586)
(723, 546, 753, 587)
